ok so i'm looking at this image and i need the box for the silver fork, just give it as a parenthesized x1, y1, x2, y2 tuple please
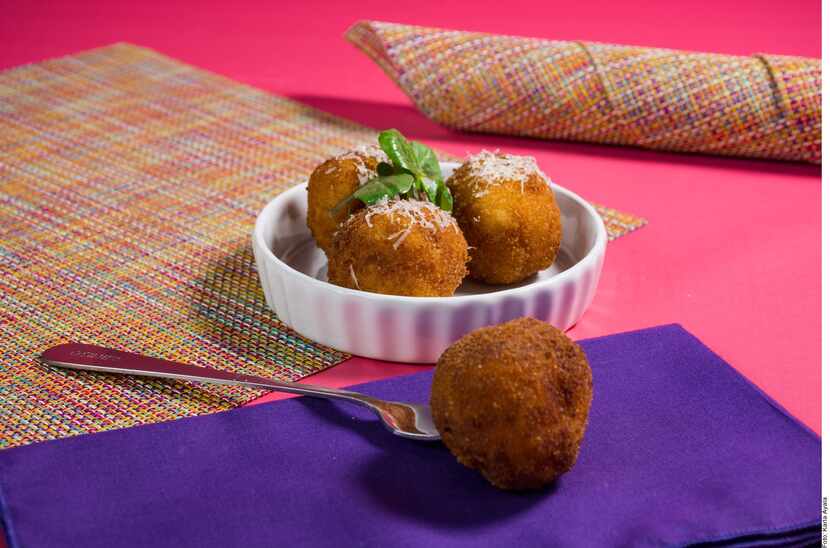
(41, 343, 440, 441)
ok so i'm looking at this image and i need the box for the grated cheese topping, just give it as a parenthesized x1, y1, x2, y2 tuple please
(330, 144, 389, 185)
(349, 264, 361, 289)
(363, 198, 458, 249)
(463, 150, 549, 197)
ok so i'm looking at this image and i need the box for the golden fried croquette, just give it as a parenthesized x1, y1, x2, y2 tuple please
(430, 317, 592, 490)
(306, 145, 386, 255)
(327, 199, 469, 297)
(446, 151, 561, 284)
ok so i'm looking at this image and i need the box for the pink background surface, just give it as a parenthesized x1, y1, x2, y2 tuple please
(1, 1, 821, 435)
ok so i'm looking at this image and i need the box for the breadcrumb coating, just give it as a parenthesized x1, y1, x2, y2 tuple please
(430, 317, 593, 490)
(328, 199, 468, 297)
(447, 152, 561, 284)
(306, 146, 385, 255)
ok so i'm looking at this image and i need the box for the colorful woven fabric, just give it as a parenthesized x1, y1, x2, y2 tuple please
(346, 21, 821, 163)
(593, 205, 647, 241)
(0, 44, 644, 449)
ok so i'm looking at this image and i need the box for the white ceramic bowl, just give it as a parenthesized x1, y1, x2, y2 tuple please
(252, 162, 606, 363)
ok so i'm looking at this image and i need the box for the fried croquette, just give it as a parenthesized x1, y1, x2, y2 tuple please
(306, 145, 386, 255)
(446, 151, 562, 284)
(327, 199, 469, 297)
(430, 317, 592, 490)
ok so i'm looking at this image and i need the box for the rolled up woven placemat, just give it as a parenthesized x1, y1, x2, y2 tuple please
(346, 21, 821, 163)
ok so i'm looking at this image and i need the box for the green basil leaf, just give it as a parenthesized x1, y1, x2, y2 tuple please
(331, 173, 415, 214)
(331, 194, 358, 215)
(349, 130, 451, 211)
(420, 176, 438, 202)
(377, 162, 396, 176)
(437, 185, 453, 212)
(411, 141, 443, 184)
(394, 167, 416, 199)
(379, 129, 419, 174)
(353, 173, 415, 205)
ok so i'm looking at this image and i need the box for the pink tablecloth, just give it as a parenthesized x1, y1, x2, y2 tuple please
(1, 0, 819, 439)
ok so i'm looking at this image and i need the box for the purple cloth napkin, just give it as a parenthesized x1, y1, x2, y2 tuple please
(0, 324, 819, 547)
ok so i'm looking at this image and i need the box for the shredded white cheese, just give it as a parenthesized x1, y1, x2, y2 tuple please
(334, 144, 389, 185)
(355, 163, 374, 185)
(362, 198, 458, 249)
(349, 264, 360, 289)
(336, 143, 386, 162)
(463, 150, 549, 198)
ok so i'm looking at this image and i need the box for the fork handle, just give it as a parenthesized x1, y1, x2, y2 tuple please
(41, 343, 375, 405)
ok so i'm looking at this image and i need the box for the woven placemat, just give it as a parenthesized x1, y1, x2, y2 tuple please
(347, 21, 821, 163)
(0, 44, 646, 449)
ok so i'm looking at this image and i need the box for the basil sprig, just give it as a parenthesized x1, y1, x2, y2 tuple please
(333, 129, 453, 213)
